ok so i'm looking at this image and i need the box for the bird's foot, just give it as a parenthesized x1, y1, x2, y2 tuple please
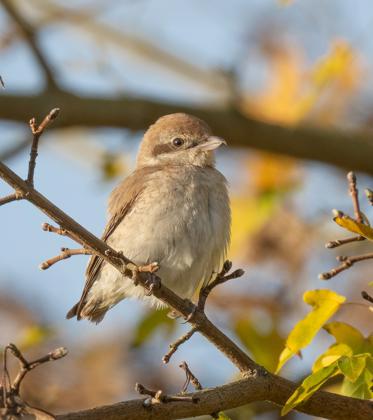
(144, 273, 161, 295)
(183, 300, 198, 322)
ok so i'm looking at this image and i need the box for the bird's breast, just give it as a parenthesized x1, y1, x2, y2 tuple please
(108, 166, 230, 297)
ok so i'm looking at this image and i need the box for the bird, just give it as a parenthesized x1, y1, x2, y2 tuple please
(66, 113, 231, 323)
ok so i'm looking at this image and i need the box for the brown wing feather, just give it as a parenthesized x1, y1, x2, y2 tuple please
(66, 165, 161, 320)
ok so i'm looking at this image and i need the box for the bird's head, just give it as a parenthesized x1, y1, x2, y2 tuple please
(137, 113, 226, 168)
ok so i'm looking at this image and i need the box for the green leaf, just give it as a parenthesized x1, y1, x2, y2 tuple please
(323, 322, 365, 353)
(312, 343, 352, 372)
(131, 308, 175, 347)
(338, 355, 368, 383)
(282, 361, 340, 416)
(341, 356, 373, 399)
(276, 289, 345, 373)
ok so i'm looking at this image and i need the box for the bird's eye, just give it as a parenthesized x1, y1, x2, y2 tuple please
(172, 138, 184, 147)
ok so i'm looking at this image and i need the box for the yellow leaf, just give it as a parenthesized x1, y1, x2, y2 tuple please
(312, 343, 352, 372)
(18, 325, 53, 350)
(324, 322, 365, 353)
(276, 290, 345, 373)
(333, 213, 373, 240)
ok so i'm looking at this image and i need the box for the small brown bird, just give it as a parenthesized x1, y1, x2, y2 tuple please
(67, 113, 231, 323)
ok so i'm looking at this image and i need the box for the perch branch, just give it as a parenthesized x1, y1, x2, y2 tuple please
(39, 247, 92, 270)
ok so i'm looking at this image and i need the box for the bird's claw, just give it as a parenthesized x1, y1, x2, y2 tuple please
(183, 300, 198, 322)
(144, 273, 161, 295)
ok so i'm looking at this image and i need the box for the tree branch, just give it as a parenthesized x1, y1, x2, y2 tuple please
(2, 91, 373, 175)
(1, 0, 58, 90)
(56, 375, 373, 420)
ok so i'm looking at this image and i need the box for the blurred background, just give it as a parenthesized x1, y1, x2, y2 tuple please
(1, 0, 373, 418)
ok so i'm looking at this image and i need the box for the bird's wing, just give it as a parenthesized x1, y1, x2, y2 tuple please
(68, 165, 161, 320)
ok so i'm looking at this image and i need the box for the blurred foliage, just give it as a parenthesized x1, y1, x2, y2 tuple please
(131, 308, 176, 348)
(234, 318, 283, 373)
(18, 324, 54, 351)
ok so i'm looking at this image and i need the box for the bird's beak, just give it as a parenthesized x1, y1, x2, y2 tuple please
(196, 136, 227, 151)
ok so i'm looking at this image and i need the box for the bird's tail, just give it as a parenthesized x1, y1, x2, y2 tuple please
(66, 301, 107, 324)
(66, 303, 79, 320)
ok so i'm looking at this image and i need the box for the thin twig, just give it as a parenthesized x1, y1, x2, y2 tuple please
(27, 108, 60, 186)
(179, 361, 202, 392)
(325, 235, 365, 249)
(42, 222, 77, 242)
(0, 192, 23, 206)
(198, 260, 244, 311)
(135, 383, 198, 406)
(8, 344, 67, 394)
(163, 327, 198, 364)
(1, 343, 67, 417)
(361, 291, 373, 304)
(319, 253, 373, 280)
(39, 247, 92, 270)
(347, 172, 363, 223)
(0, 75, 4, 88)
(179, 362, 219, 419)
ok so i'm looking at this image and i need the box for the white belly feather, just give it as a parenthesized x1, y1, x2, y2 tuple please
(87, 166, 230, 310)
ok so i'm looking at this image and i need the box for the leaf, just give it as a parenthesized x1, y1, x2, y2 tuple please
(341, 356, 373, 399)
(312, 343, 352, 372)
(334, 213, 373, 240)
(131, 308, 175, 348)
(234, 318, 284, 372)
(215, 412, 232, 420)
(276, 290, 345, 373)
(281, 361, 340, 416)
(323, 322, 365, 353)
(18, 325, 53, 350)
(338, 354, 368, 383)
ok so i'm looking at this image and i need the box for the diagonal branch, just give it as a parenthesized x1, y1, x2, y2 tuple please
(1, 0, 58, 89)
